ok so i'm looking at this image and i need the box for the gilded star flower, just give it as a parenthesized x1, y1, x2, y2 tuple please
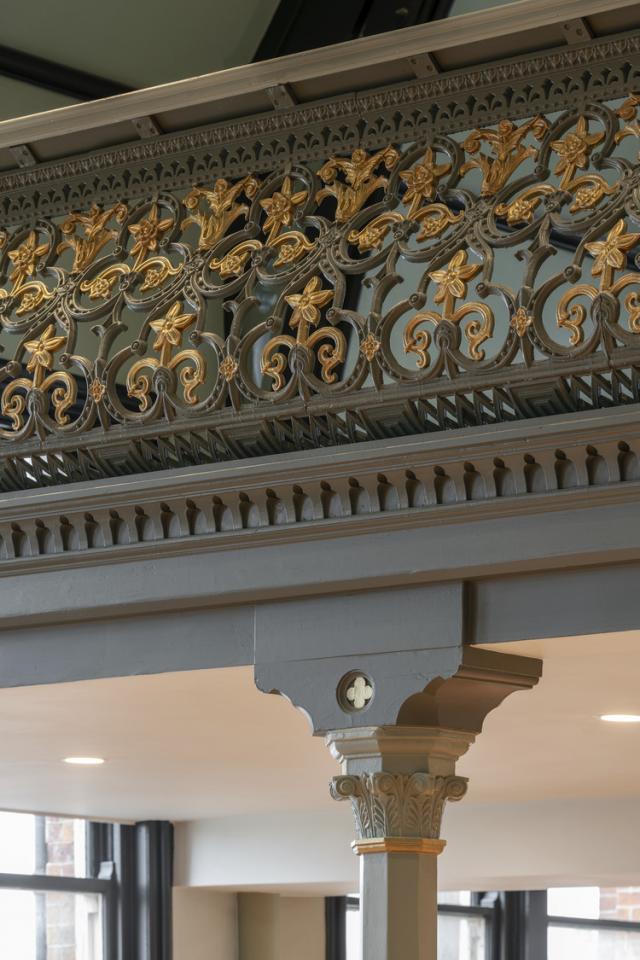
(550, 117, 604, 188)
(149, 302, 196, 357)
(285, 276, 333, 328)
(511, 307, 533, 337)
(585, 219, 640, 278)
(429, 250, 481, 304)
(24, 324, 66, 376)
(260, 177, 308, 244)
(128, 204, 173, 268)
(89, 379, 106, 403)
(8, 231, 49, 284)
(360, 333, 381, 361)
(400, 148, 451, 219)
(219, 356, 238, 383)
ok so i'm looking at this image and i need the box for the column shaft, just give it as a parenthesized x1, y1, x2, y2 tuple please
(361, 851, 438, 960)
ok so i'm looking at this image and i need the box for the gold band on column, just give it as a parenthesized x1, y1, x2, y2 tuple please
(352, 838, 446, 856)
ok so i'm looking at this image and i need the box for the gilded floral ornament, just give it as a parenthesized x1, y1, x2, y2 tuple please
(1, 323, 76, 430)
(557, 220, 640, 345)
(80, 263, 130, 301)
(404, 250, 494, 367)
(495, 184, 556, 224)
(429, 250, 480, 304)
(585, 219, 640, 283)
(24, 324, 67, 380)
(260, 177, 308, 244)
(1, 93, 640, 446)
(461, 116, 548, 196)
(128, 204, 173, 270)
(8, 231, 49, 288)
(511, 307, 533, 337)
(219, 355, 239, 383)
(89, 379, 106, 403)
(58, 203, 128, 273)
(285, 276, 334, 328)
(127, 302, 205, 410)
(262, 277, 345, 391)
(270, 231, 315, 267)
(210, 239, 262, 278)
(616, 93, 640, 143)
(182, 176, 259, 250)
(400, 148, 451, 218)
(550, 116, 604, 189)
(3, 230, 53, 316)
(360, 333, 381, 361)
(412, 204, 462, 241)
(348, 212, 404, 252)
(316, 146, 400, 222)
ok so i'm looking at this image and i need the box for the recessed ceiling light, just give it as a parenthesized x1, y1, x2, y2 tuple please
(62, 756, 105, 765)
(600, 714, 640, 723)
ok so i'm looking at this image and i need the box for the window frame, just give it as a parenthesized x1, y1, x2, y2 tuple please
(342, 892, 496, 960)
(0, 814, 117, 960)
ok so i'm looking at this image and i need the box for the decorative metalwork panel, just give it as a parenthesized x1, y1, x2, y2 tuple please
(3, 82, 640, 483)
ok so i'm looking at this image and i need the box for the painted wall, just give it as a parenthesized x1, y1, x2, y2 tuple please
(238, 894, 325, 960)
(172, 889, 325, 960)
(172, 889, 238, 960)
(175, 797, 640, 893)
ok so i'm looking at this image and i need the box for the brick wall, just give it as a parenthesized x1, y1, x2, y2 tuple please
(44, 818, 77, 960)
(600, 887, 640, 922)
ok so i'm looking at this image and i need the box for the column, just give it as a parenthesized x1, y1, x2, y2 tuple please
(326, 649, 542, 960)
(328, 727, 471, 960)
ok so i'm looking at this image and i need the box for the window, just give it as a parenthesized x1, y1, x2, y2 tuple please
(548, 886, 640, 960)
(345, 891, 494, 960)
(0, 812, 112, 960)
(339, 887, 640, 959)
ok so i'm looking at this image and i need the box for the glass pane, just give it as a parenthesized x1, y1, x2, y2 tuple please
(549, 923, 640, 960)
(548, 887, 601, 919)
(0, 889, 103, 960)
(438, 913, 486, 960)
(0, 813, 86, 877)
(346, 905, 361, 960)
(549, 887, 640, 923)
(345, 902, 487, 959)
(438, 891, 473, 906)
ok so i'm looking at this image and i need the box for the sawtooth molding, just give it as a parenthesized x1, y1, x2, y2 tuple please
(0, 405, 636, 573)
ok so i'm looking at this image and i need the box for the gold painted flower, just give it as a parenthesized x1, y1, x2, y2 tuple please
(212, 249, 252, 278)
(285, 276, 333, 328)
(551, 117, 604, 186)
(16, 289, 46, 316)
(129, 204, 173, 266)
(400, 148, 451, 218)
(24, 324, 66, 375)
(260, 177, 308, 244)
(149, 302, 195, 355)
(140, 267, 163, 290)
(498, 196, 538, 225)
(86, 275, 116, 300)
(585, 219, 640, 277)
(89, 379, 106, 403)
(360, 333, 381, 361)
(8, 231, 49, 283)
(511, 307, 533, 337)
(219, 356, 238, 383)
(429, 250, 480, 304)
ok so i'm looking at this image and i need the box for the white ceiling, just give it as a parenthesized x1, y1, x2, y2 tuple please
(1, 631, 639, 823)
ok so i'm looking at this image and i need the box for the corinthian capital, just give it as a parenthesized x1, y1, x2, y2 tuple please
(330, 771, 467, 841)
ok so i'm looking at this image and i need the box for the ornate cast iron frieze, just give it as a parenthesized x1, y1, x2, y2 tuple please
(3, 57, 640, 484)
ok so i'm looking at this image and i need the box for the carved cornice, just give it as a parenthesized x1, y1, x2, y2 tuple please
(0, 406, 636, 571)
(2, 29, 640, 221)
(330, 772, 468, 842)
